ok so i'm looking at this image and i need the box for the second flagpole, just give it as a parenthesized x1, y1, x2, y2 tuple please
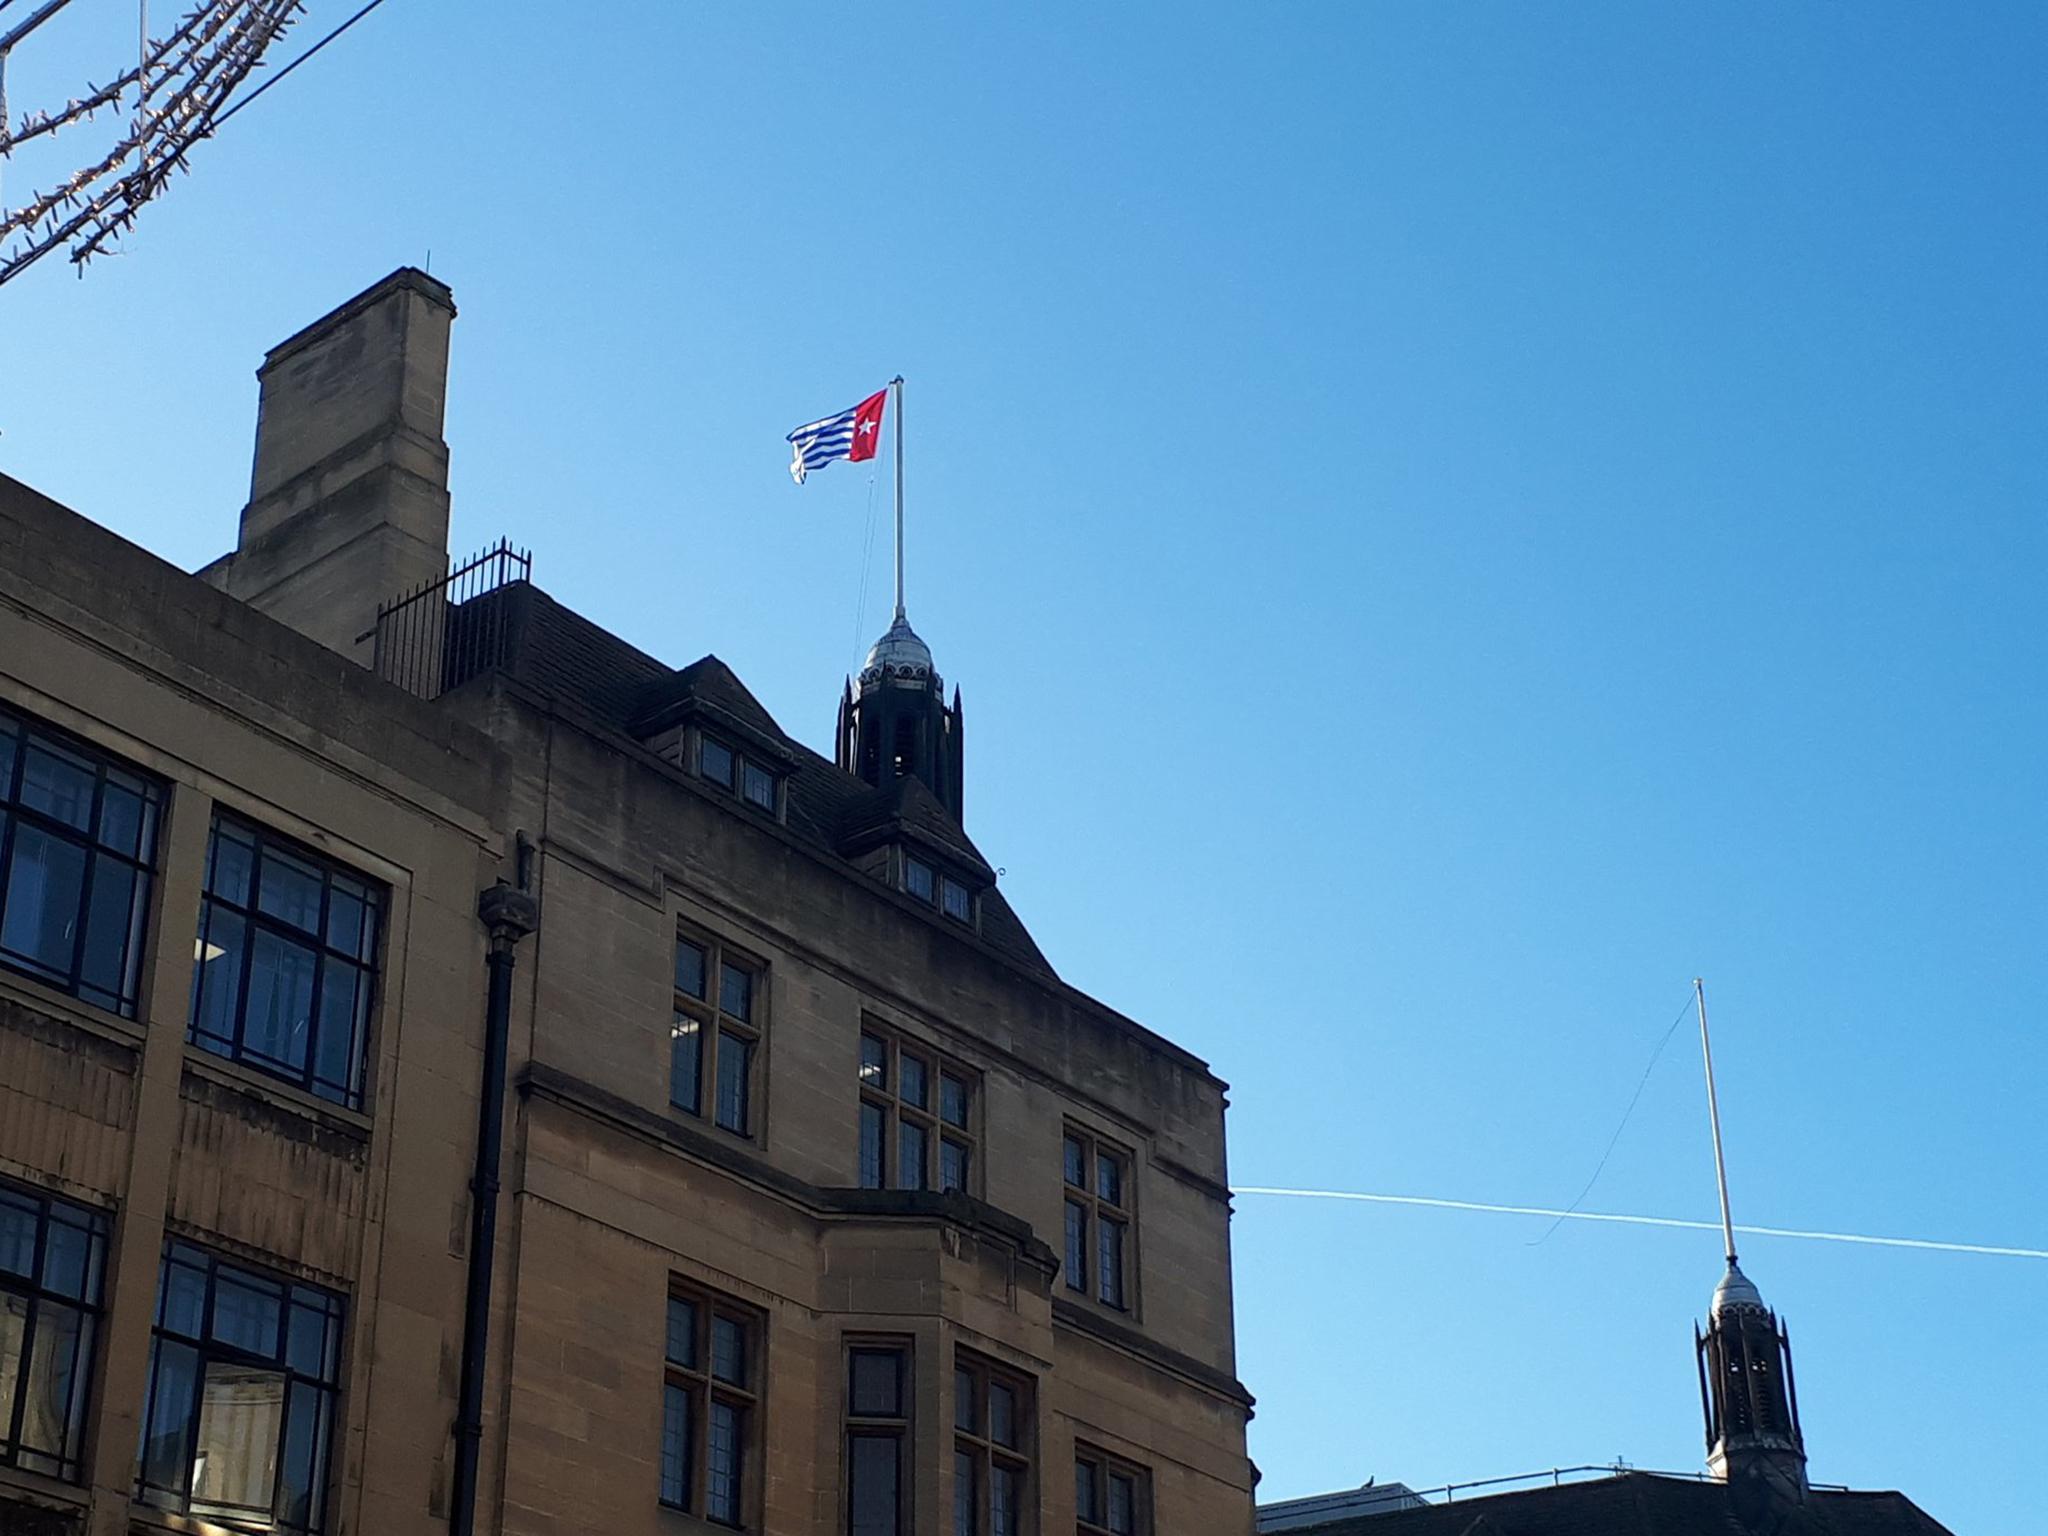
(891, 375, 906, 622)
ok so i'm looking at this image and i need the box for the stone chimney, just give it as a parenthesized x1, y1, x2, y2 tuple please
(201, 268, 456, 663)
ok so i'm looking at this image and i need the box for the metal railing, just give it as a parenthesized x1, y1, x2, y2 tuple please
(372, 539, 531, 700)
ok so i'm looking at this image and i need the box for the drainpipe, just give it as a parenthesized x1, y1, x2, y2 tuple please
(450, 879, 539, 1536)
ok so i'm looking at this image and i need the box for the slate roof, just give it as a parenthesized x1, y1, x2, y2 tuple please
(1262, 1474, 1952, 1536)
(480, 581, 1055, 978)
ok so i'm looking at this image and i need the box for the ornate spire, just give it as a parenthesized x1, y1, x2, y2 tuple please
(1696, 1259, 1808, 1506)
(836, 611, 965, 821)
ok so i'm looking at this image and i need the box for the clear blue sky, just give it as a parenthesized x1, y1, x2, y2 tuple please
(5, 5, 2043, 1532)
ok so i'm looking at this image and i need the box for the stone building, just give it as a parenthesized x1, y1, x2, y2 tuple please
(0, 270, 1255, 1536)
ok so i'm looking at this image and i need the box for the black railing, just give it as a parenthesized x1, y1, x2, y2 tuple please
(373, 539, 532, 699)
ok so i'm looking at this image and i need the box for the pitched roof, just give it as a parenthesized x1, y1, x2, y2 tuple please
(482, 580, 1055, 979)
(1261, 1475, 1952, 1536)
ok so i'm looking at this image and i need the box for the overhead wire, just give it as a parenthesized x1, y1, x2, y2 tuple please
(1526, 992, 1697, 1246)
(210, 0, 390, 131)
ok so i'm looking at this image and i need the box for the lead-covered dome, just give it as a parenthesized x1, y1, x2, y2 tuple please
(861, 615, 939, 690)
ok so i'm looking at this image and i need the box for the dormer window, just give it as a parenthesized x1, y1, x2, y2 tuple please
(696, 733, 782, 817)
(699, 736, 736, 789)
(940, 876, 971, 923)
(900, 851, 975, 927)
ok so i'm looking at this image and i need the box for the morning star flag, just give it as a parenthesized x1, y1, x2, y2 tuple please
(787, 388, 888, 484)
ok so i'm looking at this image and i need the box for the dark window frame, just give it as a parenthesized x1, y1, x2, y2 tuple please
(135, 1239, 344, 1536)
(859, 1025, 976, 1195)
(0, 1176, 107, 1482)
(0, 704, 162, 1017)
(672, 927, 765, 1140)
(898, 849, 976, 929)
(696, 732, 783, 819)
(188, 813, 383, 1110)
(1061, 1128, 1132, 1312)
(845, 1339, 912, 1536)
(661, 1277, 764, 1530)
(953, 1350, 1031, 1536)
(1074, 1444, 1149, 1536)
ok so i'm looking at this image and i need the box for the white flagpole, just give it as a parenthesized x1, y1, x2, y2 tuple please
(891, 375, 906, 622)
(1695, 977, 1740, 1267)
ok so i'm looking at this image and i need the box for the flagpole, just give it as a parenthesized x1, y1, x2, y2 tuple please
(1695, 977, 1739, 1267)
(891, 375, 906, 622)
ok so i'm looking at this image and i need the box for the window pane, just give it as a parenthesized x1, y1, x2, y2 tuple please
(1096, 1152, 1123, 1207)
(40, 1214, 91, 1300)
(707, 1400, 744, 1523)
(666, 1296, 698, 1368)
(1098, 1218, 1126, 1309)
(900, 1052, 928, 1111)
(312, 960, 363, 1102)
(96, 780, 146, 859)
(1, 824, 87, 976)
(18, 741, 94, 829)
(952, 1367, 981, 1436)
(700, 737, 735, 788)
(940, 1073, 970, 1129)
(1063, 1136, 1086, 1188)
(711, 1315, 746, 1387)
(20, 1301, 89, 1459)
(278, 1382, 329, 1532)
(325, 887, 367, 961)
(953, 1447, 976, 1536)
(212, 1272, 284, 1357)
(715, 1032, 752, 1135)
(191, 1360, 286, 1521)
(140, 1339, 201, 1498)
(1075, 1459, 1098, 1524)
(286, 1303, 330, 1378)
(0, 1293, 27, 1444)
(660, 1383, 692, 1508)
(988, 1382, 1016, 1449)
(941, 877, 971, 922)
(78, 854, 140, 1005)
(244, 928, 318, 1071)
(1064, 1201, 1088, 1293)
(905, 859, 935, 902)
(0, 720, 15, 791)
(191, 907, 247, 1048)
(848, 1433, 901, 1536)
(206, 824, 255, 907)
(255, 845, 325, 935)
(0, 1193, 34, 1275)
(1108, 1472, 1137, 1534)
(860, 1033, 887, 1088)
(860, 1102, 886, 1190)
(992, 1463, 1020, 1536)
(940, 1138, 969, 1195)
(849, 1349, 901, 1418)
(671, 1016, 703, 1115)
(898, 1121, 928, 1191)
(675, 939, 708, 1001)
(159, 1253, 208, 1338)
(719, 964, 753, 1022)
(742, 761, 776, 810)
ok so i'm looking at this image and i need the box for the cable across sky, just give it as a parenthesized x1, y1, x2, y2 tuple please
(1232, 1186, 2048, 1262)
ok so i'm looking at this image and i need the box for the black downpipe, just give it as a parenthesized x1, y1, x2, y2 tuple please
(451, 881, 538, 1536)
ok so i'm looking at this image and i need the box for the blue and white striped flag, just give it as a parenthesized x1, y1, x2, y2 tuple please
(787, 388, 887, 485)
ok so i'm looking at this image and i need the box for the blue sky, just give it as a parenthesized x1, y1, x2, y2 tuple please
(4, 4, 2043, 1532)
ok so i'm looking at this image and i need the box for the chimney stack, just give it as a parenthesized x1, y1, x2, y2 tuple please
(202, 268, 456, 662)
